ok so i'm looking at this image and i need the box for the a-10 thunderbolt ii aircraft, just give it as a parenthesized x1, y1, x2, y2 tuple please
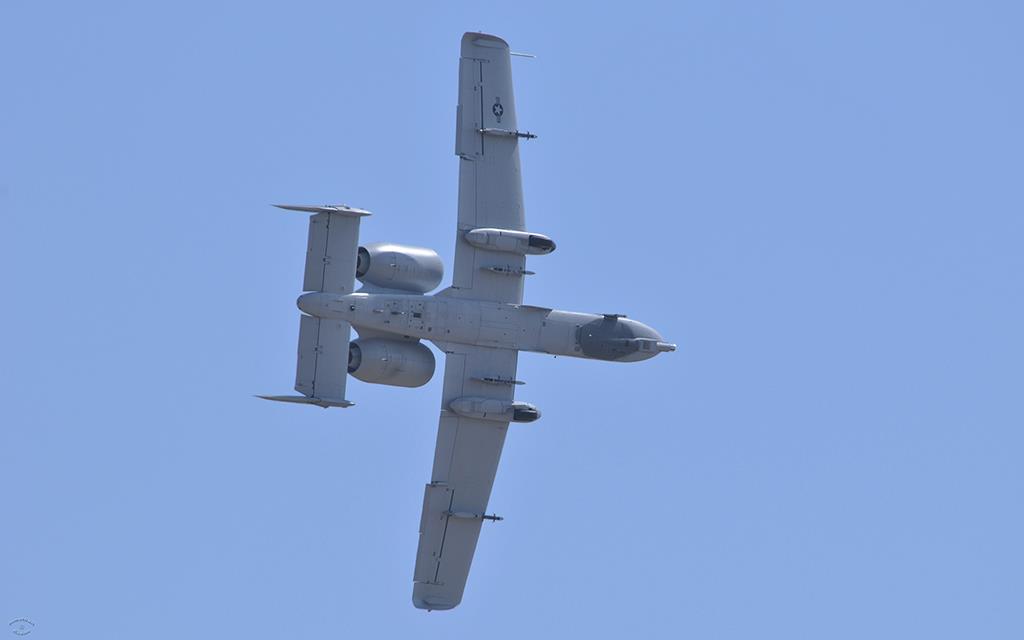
(261, 32, 676, 610)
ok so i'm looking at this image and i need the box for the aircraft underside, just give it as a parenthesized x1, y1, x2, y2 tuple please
(262, 32, 675, 611)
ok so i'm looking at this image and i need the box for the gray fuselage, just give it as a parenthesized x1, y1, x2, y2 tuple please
(297, 291, 674, 362)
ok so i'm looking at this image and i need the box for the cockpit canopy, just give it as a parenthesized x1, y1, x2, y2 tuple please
(578, 316, 674, 362)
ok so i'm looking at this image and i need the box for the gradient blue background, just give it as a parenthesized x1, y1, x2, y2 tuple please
(2, 1, 1022, 637)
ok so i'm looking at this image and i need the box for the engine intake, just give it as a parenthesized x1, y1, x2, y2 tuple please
(348, 338, 435, 388)
(356, 242, 444, 293)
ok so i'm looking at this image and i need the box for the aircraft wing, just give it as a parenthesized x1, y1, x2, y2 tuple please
(412, 342, 519, 610)
(448, 32, 531, 304)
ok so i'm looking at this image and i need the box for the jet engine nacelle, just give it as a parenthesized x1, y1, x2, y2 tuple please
(348, 338, 436, 388)
(356, 242, 444, 293)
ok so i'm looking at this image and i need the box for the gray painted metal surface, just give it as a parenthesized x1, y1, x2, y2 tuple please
(261, 32, 676, 611)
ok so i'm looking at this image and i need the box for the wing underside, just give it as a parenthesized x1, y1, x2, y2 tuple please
(412, 32, 530, 611)
(448, 32, 529, 304)
(412, 342, 519, 610)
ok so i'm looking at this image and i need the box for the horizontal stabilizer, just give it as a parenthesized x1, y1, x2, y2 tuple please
(259, 315, 354, 409)
(280, 203, 368, 294)
(257, 395, 354, 408)
(274, 203, 371, 217)
(294, 314, 352, 405)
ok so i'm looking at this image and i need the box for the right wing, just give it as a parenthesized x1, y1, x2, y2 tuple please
(448, 32, 530, 304)
(412, 342, 519, 610)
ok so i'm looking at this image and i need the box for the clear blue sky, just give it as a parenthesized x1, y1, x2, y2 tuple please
(2, 1, 1022, 638)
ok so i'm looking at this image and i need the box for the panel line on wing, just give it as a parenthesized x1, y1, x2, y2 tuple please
(443, 354, 468, 477)
(312, 316, 322, 397)
(310, 216, 329, 399)
(478, 61, 485, 156)
(319, 214, 330, 290)
(434, 488, 456, 584)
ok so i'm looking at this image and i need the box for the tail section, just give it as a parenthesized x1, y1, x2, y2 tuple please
(275, 203, 370, 295)
(260, 204, 371, 409)
(293, 313, 353, 405)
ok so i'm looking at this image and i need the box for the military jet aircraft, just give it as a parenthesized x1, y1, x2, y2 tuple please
(261, 32, 676, 610)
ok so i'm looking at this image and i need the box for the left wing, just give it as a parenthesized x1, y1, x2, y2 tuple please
(412, 343, 519, 610)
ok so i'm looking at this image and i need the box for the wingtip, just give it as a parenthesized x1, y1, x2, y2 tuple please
(413, 597, 459, 611)
(461, 32, 509, 52)
(462, 31, 508, 43)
